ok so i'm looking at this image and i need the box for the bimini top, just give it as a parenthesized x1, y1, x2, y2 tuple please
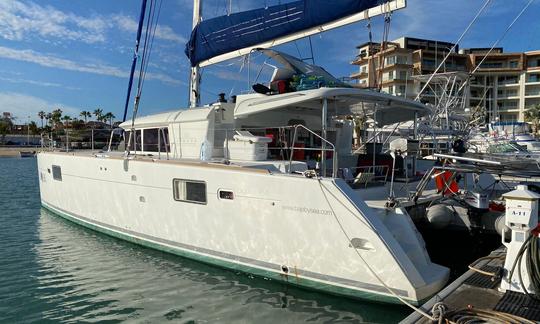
(234, 87, 430, 126)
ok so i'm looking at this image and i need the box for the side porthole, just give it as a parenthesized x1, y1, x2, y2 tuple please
(218, 190, 234, 200)
(52, 165, 62, 181)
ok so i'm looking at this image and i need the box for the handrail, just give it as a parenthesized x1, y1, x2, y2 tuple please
(289, 124, 337, 178)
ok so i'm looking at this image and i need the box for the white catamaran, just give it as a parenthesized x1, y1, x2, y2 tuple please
(37, 0, 449, 304)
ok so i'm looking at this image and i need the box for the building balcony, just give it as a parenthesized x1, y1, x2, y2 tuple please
(525, 92, 540, 98)
(498, 82, 520, 87)
(350, 71, 368, 79)
(497, 106, 520, 112)
(379, 78, 415, 86)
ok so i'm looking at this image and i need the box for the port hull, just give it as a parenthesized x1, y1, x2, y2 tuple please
(37, 151, 448, 304)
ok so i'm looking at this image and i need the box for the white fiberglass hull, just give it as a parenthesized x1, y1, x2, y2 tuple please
(37, 151, 448, 304)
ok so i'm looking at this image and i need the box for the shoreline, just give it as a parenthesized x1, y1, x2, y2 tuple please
(0, 147, 41, 157)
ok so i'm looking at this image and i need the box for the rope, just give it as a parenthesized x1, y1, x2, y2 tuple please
(457, 0, 535, 94)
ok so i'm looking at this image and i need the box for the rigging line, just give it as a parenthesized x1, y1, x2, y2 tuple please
(139, 0, 163, 94)
(130, 0, 155, 127)
(293, 40, 302, 59)
(131, 0, 160, 128)
(308, 36, 315, 65)
(458, 0, 535, 94)
(415, 0, 493, 101)
(121, 0, 148, 122)
(138, 0, 157, 90)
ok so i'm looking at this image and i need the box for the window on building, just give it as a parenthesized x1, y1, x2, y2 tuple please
(509, 61, 519, 68)
(396, 56, 408, 64)
(173, 179, 207, 204)
(528, 74, 540, 83)
(399, 71, 408, 80)
(388, 71, 394, 80)
(398, 85, 406, 94)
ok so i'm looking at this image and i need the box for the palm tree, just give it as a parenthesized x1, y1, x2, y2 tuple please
(104, 112, 116, 128)
(525, 104, 540, 135)
(93, 108, 103, 123)
(62, 115, 72, 128)
(45, 113, 52, 127)
(51, 108, 63, 128)
(38, 110, 46, 128)
(80, 111, 91, 123)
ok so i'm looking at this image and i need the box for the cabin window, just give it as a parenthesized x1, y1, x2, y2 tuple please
(142, 128, 170, 152)
(125, 130, 142, 151)
(173, 179, 207, 204)
(52, 165, 62, 181)
(143, 128, 159, 152)
(218, 190, 234, 200)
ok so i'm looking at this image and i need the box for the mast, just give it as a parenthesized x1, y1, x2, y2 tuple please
(189, 0, 202, 108)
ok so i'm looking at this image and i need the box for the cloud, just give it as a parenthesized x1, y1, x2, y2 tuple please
(0, 46, 183, 85)
(113, 14, 186, 43)
(0, 0, 185, 45)
(0, 1, 107, 44)
(0, 76, 81, 90)
(0, 92, 81, 123)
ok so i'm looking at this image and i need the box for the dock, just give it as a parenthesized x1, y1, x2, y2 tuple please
(400, 246, 540, 323)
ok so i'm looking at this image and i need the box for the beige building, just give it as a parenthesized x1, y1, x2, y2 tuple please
(351, 37, 540, 122)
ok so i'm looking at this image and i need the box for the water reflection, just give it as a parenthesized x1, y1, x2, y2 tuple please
(32, 208, 408, 323)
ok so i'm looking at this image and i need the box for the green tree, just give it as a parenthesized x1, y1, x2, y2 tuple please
(38, 110, 46, 128)
(93, 108, 103, 122)
(62, 115, 72, 128)
(525, 104, 540, 135)
(45, 113, 52, 127)
(103, 112, 116, 128)
(0, 116, 13, 144)
(80, 111, 91, 123)
(51, 109, 63, 128)
(29, 121, 39, 135)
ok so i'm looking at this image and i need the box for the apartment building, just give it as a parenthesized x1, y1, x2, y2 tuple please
(351, 37, 540, 122)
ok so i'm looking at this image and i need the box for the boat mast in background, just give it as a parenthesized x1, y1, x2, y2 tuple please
(189, 0, 202, 108)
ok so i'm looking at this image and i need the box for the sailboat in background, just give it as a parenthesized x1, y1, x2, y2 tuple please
(37, 0, 449, 305)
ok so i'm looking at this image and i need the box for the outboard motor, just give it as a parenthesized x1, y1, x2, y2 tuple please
(464, 190, 489, 228)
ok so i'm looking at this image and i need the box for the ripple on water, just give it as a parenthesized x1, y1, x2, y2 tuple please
(0, 157, 410, 323)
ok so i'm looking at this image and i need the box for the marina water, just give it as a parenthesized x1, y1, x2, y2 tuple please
(0, 157, 409, 323)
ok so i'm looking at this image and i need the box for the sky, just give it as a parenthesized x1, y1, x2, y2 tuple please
(0, 0, 539, 124)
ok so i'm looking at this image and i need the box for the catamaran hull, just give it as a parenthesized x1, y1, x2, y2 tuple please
(37, 151, 448, 304)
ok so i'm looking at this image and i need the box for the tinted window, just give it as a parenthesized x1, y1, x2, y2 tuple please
(52, 165, 62, 181)
(173, 179, 207, 204)
(125, 130, 142, 151)
(143, 128, 159, 152)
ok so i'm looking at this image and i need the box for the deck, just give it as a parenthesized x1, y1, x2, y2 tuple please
(400, 246, 540, 323)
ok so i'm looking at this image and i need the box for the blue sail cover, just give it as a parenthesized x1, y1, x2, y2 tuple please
(185, 0, 385, 67)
